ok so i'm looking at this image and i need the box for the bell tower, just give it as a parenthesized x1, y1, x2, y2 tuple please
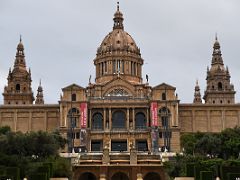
(203, 36, 235, 104)
(2, 37, 34, 105)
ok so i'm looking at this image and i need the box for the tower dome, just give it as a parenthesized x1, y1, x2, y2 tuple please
(94, 3, 143, 84)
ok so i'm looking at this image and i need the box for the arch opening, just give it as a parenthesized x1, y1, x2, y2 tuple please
(92, 112, 103, 130)
(79, 172, 97, 180)
(112, 110, 126, 129)
(135, 112, 146, 129)
(144, 172, 161, 180)
(111, 172, 129, 180)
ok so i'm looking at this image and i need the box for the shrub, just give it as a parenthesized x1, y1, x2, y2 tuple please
(200, 171, 213, 180)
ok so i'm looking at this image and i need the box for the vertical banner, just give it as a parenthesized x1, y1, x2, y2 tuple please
(80, 129, 87, 148)
(151, 128, 159, 153)
(80, 103, 87, 128)
(151, 102, 158, 126)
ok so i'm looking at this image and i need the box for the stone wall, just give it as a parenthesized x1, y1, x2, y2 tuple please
(179, 104, 240, 133)
(0, 104, 59, 132)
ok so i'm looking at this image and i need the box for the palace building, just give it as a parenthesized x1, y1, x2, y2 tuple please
(1, 4, 240, 180)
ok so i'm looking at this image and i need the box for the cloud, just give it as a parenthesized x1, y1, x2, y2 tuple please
(0, 0, 240, 104)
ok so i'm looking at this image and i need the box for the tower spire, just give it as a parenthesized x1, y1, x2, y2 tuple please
(212, 35, 223, 65)
(193, 79, 202, 104)
(113, 1, 124, 30)
(14, 36, 26, 70)
(35, 79, 44, 104)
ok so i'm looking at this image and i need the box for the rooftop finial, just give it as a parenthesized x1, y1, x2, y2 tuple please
(117, 1, 119, 11)
(20, 34, 22, 42)
(215, 32, 218, 41)
(39, 79, 42, 86)
(196, 79, 199, 86)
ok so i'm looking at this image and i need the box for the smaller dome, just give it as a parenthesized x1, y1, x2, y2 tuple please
(17, 36, 24, 50)
(17, 42, 24, 50)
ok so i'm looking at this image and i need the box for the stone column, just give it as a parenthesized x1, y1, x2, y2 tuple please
(28, 111, 32, 131)
(64, 107, 67, 127)
(130, 147, 137, 164)
(137, 173, 143, 180)
(222, 110, 225, 130)
(102, 148, 110, 164)
(109, 108, 112, 130)
(132, 108, 135, 130)
(192, 110, 195, 132)
(99, 174, 106, 180)
(238, 110, 240, 126)
(127, 108, 129, 130)
(103, 108, 106, 130)
(14, 110, 17, 132)
(146, 108, 149, 127)
(207, 110, 211, 132)
(89, 109, 92, 129)
(44, 111, 47, 131)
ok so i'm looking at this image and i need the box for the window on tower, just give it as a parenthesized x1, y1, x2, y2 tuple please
(16, 84, 20, 91)
(218, 82, 223, 91)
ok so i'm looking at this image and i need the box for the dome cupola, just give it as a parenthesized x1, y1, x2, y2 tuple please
(94, 3, 144, 84)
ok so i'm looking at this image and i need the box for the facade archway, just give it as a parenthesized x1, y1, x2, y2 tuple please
(79, 172, 97, 180)
(92, 112, 103, 130)
(68, 108, 80, 128)
(144, 172, 161, 180)
(111, 172, 129, 180)
(112, 110, 126, 129)
(135, 112, 146, 129)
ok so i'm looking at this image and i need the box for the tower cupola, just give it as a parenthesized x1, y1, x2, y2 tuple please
(2, 37, 34, 105)
(203, 36, 235, 104)
(113, 2, 124, 30)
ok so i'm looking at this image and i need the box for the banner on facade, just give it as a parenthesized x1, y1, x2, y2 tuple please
(80, 103, 87, 128)
(151, 128, 159, 153)
(151, 102, 158, 126)
(80, 129, 87, 148)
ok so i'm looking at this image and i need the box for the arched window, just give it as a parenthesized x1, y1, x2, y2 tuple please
(71, 93, 76, 101)
(79, 173, 97, 180)
(112, 111, 126, 129)
(92, 113, 103, 130)
(16, 84, 20, 91)
(162, 93, 166, 100)
(135, 112, 146, 129)
(159, 107, 171, 127)
(68, 108, 80, 128)
(218, 82, 223, 91)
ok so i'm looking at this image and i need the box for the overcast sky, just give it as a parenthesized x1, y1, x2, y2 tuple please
(1, 0, 240, 104)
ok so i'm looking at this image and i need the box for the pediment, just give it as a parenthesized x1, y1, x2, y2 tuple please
(102, 77, 135, 96)
(153, 82, 176, 90)
(62, 83, 85, 91)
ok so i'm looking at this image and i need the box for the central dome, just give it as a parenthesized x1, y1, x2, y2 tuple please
(97, 30, 140, 56)
(94, 3, 144, 85)
(97, 5, 140, 56)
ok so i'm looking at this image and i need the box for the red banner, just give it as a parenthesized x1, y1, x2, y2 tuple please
(151, 102, 158, 126)
(80, 103, 87, 128)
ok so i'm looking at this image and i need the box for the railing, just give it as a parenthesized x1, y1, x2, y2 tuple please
(89, 96, 149, 103)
